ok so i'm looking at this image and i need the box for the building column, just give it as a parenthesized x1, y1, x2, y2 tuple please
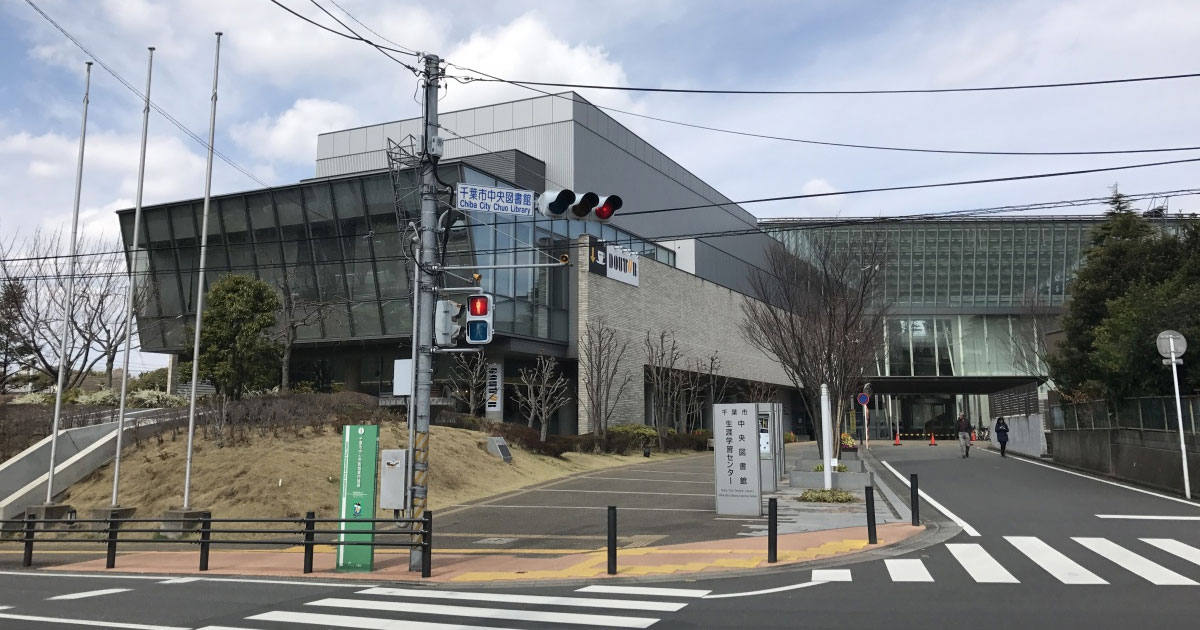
(343, 357, 362, 393)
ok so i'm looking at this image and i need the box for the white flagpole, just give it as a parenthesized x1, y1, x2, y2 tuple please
(183, 33, 222, 510)
(45, 61, 93, 505)
(111, 47, 155, 508)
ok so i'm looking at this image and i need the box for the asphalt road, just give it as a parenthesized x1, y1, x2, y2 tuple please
(2, 443, 1198, 629)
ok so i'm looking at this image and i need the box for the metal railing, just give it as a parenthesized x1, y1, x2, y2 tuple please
(1, 512, 433, 578)
(1052, 396, 1199, 435)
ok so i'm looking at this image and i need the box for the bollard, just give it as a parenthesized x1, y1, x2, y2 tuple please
(865, 486, 878, 544)
(22, 514, 35, 568)
(910, 473, 920, 526)
(198, 515, 211, 571)
(767, 498, 778, 563)
(105, 518, 118, 569)
(302, 511, 316, 574)
(421, 510, 433, 579)
(607, 505, 617, 575)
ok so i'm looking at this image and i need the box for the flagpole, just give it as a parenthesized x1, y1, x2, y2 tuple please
(183, 32, 221, 510)
(45, 61, 93, 506)
(111, 47, 155, 507)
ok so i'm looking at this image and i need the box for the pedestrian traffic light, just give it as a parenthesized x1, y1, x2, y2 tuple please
(464, 294, 493, 344)
(434, 299, 464, 346)
(537, 189, 621, 222)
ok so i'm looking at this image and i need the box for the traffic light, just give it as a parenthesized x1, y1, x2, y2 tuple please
(434, 299, 464, 346)
(537, 189, 622, 222)
(464, 294, 493, 344)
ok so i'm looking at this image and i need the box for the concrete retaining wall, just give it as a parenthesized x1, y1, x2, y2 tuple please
(789, 470, 871, 490)
(1051, 428, 1200, 495)
(990, 414, 1047, 458)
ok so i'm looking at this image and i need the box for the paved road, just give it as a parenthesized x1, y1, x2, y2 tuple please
(2, 443, 1198, 628)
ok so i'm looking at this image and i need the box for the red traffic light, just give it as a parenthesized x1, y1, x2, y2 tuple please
(594, 195, 622, 221)
(468, 295, 490, 317)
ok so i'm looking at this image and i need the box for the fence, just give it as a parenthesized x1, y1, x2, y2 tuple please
(1051, 396, 1200, 434)
(0, 512, 433, 578)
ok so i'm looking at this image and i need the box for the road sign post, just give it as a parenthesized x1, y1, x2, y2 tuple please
(1156, 330, 1191, 500)
(857, 392, 870, 450)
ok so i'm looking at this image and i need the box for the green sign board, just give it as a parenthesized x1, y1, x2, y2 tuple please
(337, 424, 379, 572)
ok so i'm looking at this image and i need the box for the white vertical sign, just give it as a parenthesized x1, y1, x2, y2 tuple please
(485, 362, 503, 419)
(714, 403, 762, 516)
(392, 359, 413, 397)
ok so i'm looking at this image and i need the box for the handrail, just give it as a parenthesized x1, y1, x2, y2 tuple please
(0, 511, 434, 578)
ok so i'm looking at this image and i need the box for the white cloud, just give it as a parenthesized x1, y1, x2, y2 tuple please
(232, 98, 358, 164)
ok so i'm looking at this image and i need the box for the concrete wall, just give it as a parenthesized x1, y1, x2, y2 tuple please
(0, 422, 118, 504)
(990, 414, 1047, 457)
(574, 236, 793, 434)
(1051, 428, 1200, 495)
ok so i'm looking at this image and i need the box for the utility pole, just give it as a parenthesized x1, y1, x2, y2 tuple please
(409, 52, 441, 571)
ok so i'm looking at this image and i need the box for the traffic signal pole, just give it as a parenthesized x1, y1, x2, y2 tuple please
(409, 53, 441, 572)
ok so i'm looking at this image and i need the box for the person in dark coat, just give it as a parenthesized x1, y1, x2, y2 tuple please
(995, 416, 1010, 457)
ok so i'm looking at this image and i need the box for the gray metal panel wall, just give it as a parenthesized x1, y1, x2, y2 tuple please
(460, 150, 547, 194)
(572, 122, 773, 294)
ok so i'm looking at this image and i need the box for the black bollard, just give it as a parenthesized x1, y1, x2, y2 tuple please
(105, 518, 118, 569)
(865, 486, 878, 544)
(302, 511, 315, 574)
(767, 498, 778, 563)
(910, 473, 920, 526)
(607, 505, 617, 575)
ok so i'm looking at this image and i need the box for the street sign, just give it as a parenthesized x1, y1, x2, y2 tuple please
(1156, 330, 1187, 358)
(856, 393, 870, 406)
(456, 184, 535, 216)
(337, 425, 379, 572)
(714, 403, 762, 516)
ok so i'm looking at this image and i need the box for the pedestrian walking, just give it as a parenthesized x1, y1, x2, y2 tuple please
(995, 416, 1010, 457)
(956, 413, 971, 458)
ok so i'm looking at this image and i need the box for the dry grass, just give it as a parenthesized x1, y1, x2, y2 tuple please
(63, 420, 678, 521)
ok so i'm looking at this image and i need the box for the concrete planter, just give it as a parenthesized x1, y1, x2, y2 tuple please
(789, 470, 871, 490)
(794, 459, 865, 473)
(840, 449, 860, 460)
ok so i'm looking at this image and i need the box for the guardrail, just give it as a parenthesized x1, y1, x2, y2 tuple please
(1, 512, 433, 578)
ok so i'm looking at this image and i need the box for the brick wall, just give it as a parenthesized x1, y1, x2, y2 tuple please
(574, 236, 793, 434)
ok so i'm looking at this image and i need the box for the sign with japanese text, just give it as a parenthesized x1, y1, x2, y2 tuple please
(713, 403, 762, 516)
(337, 425, 379, 572)
(456, 184, 535, 216)
(485, 362, 503, 416)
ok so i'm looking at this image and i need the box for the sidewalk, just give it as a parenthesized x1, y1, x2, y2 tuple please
(47, 522, 922, 583)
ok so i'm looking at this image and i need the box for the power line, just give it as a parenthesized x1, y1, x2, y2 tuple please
(304, 0, 422, 73)
(325, 0, 421, 55)
(474, 72, 1200, 95)
(264, 0, 420, 66)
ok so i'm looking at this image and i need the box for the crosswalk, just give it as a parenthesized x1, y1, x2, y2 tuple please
(814, 537, 1200, 587)
(195, 584, 705, 630)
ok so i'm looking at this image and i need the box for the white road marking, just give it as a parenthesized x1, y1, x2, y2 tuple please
(885, 559, 934, 582)
(946, 544, 1020, 583)
(447, 504, 713, 512)
(582, 476, 713, 484)
(158, 577, 202, 584)
(812, 569, 853, 582)
(578, 585, 711, 598)
(989, 453, 1200, 509)
(1006, 536, 1107, 585)
(0, 613, 187, 630)
(356, 587, 687, 612)
(198, 577, 371, 588)
(622, 469, 711, 476)
(307, 597, 659, 628)
(0, 571, 166, 580)
(531, 488, 714, 497)
(880, 460, 980, 536)
(0, 607, 11, 611)
(1096, 514, 1200, 521)
(1142, 538, 1200, 568)
(1074, 537, 1198, 586)
(703, 580, 825, 599)
(196, 627, 259, 630)
(250, 611, 521, 630)
(48, 588, 132, 600)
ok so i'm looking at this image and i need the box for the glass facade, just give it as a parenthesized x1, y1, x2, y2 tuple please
(119, 163, 675, 353)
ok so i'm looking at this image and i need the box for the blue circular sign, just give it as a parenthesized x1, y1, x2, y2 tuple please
(856, 393, 870, 405)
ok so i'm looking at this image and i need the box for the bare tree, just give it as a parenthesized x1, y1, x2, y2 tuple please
(446, 350, 489, 416)
(746, 380, 778, 403)
(257, 251, 346, 391)
(513, 353, 572, 442)
(1008, 290, 1059, 378)
(0, 230, 131, 391)
(580, 318, 633, 442)
(644, 331, 685, 449)
(740, 234, 889, 456)
(704, 351, 731, 411)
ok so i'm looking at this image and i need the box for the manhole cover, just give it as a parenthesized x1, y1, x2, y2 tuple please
(475, 537, 518, 545)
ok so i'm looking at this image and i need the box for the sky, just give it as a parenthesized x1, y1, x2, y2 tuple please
(2, 0, 1200, 372)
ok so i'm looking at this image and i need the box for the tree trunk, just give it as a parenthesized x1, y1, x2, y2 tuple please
(280, 328, 293, 392)
(540, 414, 549, 442)
(105, 350, 116, 390)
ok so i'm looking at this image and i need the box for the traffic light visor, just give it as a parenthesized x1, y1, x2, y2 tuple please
(594, 195, 622, 221)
